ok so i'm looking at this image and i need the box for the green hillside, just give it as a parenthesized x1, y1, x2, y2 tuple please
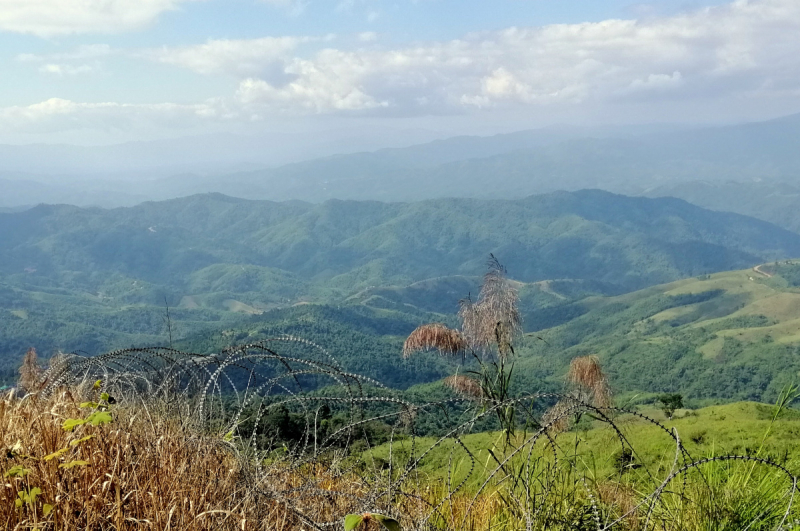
(645, 180, 800, 234)
(4, 190, 799, 295)
(519, 261, 800, 403)
(367, 401, 800, 481)
(4, 190, 800, 377)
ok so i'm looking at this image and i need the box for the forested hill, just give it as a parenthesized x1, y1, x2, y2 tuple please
(3, 189, 800, 295)
(4, 189, 800, 377)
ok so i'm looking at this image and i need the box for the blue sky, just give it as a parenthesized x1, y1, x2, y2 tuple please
(1, 0, 798, 145)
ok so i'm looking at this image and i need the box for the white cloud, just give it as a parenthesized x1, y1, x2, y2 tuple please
(232, 0, 800, 115)
(4, 0, 800, 132)
(625, 71, 684, 93)
(236, 49, 390, 112)
(16, 44, 113, 76)
(39, 63, 96, 76)
(0, 0, 200, 37)
(358, 31, 378, 42)
(0, 97, 235, 133)
(17, 44, 113, 62)
(147, 37, 308, 77)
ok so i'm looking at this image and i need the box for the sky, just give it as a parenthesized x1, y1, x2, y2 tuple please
(1, 0, 800, 146)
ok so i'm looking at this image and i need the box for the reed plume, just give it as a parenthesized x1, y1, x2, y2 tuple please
(403, 323, 467, 358)
(543, 355, 613, 433)
(567, 355, 613, 408)
(443, 374, 483, 399)
(18, 347, 42, 393)
(458, 255, 521, 358)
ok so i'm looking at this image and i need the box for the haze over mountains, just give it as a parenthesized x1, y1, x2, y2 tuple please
(3, 113, 800, 215)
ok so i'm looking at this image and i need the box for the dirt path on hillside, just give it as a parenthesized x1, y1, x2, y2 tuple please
(754, 264, 773, 278)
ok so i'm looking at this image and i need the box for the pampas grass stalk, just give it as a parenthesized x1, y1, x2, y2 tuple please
(403, 324, 467, 358)
(567, 355, 613, 408)
(443, 375, 484, 399)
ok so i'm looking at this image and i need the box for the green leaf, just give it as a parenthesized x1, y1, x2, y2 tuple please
(44, 447, 70, 461)
(100, 392, 110, 402)
(93, 379, 102, 390)
(59, 460, 90, 470)
(14, 498, 22, 508)
(70, 435, 95, 447)
(223, 431, 234, 442)
(86, 411, 113, 426)
(5, 465, 30, 478)
(62, 418, 87, 432)
(43, 503, 53, 517)
(374, 514, 402, 531)
(28, 487, 41, 505)
(344, 514, 364, 531)
(80, 401, 99, 409)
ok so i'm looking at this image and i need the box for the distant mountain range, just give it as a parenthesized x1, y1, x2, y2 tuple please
(3, 114, 800, 211)
(644, 180, 800, 233)
(4, 190, 799, 294)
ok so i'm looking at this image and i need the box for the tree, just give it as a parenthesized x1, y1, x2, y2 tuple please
(658, 393, 683, 420)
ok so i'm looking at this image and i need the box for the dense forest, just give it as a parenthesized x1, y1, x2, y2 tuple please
(1, 190, 799, 375)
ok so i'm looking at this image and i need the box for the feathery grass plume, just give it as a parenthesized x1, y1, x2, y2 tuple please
(541, 398, 573, 434)
(566, 355, 613, 408)
(458, 254, 521, 358)
(403, 323, 467, 358)
(18, 347, 42, 393)
(443, 374, 483, 399)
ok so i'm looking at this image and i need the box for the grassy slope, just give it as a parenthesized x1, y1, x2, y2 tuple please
(518, 261, 800, 403)
(366, 401, 800, 486)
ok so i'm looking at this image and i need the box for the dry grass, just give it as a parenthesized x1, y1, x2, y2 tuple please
(443, 375, 483, 400)
(403, 323, 467, 358)
(0, 389, 363, 531)
(566, 355, 613, 409)
(458, 256, 521, 358)
(18, 348, 42, 394)
(544, 355, 613, 434)
(0, 387, 524, 531)
(597, 482, 640, 531)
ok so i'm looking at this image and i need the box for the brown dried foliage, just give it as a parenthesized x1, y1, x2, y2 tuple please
(543, 356, 613, 433)
(567, 355, 613, 408)
(402, 323, 467, 358)
(541, 399, 573, 434)
(18, 347, 42, 393)
(458, 256, 521, 358)
(443, 375, 483, 399)
(0, 392, 368, 530)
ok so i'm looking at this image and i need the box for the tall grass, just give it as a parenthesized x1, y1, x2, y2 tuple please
(2, 336, 798, 530)
(0, 389, 310, 530)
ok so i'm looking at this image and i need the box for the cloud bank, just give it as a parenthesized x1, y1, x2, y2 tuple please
(4, 0, 800, 134)
(0, 0, 201, 36)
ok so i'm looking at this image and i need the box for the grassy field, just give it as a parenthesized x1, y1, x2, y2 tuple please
(516, 261, 800, 403)
(359, 401, 800, 530)
(7, 387, 800, 530)
(366, 402, 800, 478)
